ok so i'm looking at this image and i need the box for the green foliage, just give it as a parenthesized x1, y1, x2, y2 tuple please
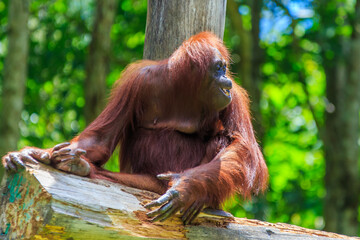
(222, 0, 335, 231)
(0, 0, 147, 171)
(0, 0, 8, 98)
(0, 0, 147, 151)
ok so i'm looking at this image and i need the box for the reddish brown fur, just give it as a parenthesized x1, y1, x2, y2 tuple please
(4, 32, 268, 209)
(74, 32, 268, 208)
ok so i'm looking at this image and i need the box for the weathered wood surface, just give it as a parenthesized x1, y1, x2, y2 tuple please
(0, 163, 358, 240)
(143, 0, 227, 60)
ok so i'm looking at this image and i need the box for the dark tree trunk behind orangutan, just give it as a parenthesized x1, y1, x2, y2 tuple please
(226, 0, 264, 142)
(84, 0, 117, 124)
(0, 0, 30, 180)
(144, 0, 227, 60)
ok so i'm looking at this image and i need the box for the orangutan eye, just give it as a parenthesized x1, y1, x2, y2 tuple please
(216, 61, 223, 71)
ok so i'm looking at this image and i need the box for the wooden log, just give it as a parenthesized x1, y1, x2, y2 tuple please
(0, 163, 358, 240)
(143, 0, 227, 60)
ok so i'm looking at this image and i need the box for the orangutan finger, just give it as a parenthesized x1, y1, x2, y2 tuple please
(144, 189, 178, 209)
(53, 142, 71, 151)
(74, 149, 86, 156)
(52, 148, 71, 158)
(10, 154, 25, 168)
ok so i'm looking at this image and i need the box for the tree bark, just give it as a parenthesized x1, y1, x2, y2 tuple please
(0, 0, 30, 180)
(0, 163, 357, 240)
(322, 1, 360, 236)
(84, 0, 117, 124)
(143, 0, 227, 60)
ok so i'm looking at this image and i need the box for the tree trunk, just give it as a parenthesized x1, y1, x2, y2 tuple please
(323, 1, 360, 236)
(249, 0, 265, 142)
(143, 0, 227, 60)
(0, 0, 30, 180)
(227, 0, 264, 142)
(84, 0, 117, 124)
(0, 163, 357, 239)
(226, 0, 252, 93)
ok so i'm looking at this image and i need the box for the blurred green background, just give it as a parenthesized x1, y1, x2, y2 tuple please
(0, 0, 359, 236)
